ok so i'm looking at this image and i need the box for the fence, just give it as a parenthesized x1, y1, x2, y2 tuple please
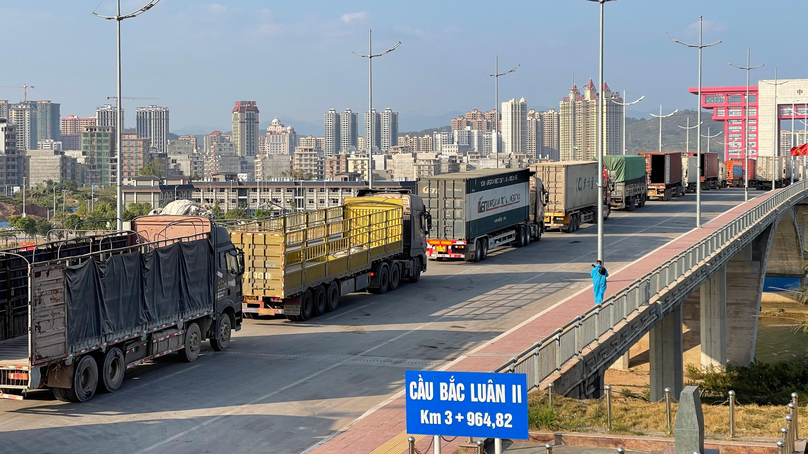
(496, 180, 808, 391)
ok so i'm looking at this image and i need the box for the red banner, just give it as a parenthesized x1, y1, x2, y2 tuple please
(790, 144, 808, 156)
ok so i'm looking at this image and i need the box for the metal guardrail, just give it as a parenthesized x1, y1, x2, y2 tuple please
(496, 180, 808, 390)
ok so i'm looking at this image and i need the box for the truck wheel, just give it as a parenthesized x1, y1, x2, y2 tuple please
(473, 241, 482, 262)
(326, 281, 340, 312)
(312, 286, 327, 316)
(534, 225, 543, 242)
(524, 227, 531, 246)
(480, 239, 489, 261)
(626, 197, 635, 211)
(210, 314, 232, 351)
(389, 263, 400, 291)
(299, 290, 314, 320)
(409, 258, 422, 283)
(55, 355, 99, 403)
(371, 265, 389, 294)
(98, 347, 125, 393)
(179, 322, 202, 363)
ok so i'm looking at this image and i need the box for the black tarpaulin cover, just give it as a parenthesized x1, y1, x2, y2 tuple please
(66, 239, 213, 348)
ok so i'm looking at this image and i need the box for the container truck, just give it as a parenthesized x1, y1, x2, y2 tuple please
(682, 155, 698, 193)
(683, 152, 721, 190)
(0, 216, 244, 403)
(420, 169, 544, 262)
(639, 151, 684, 201)
(718, 161, 728, 188)
(726, 158, 756, 188)
(232, 191, 429, 320)
(603, 155, 647, 210)
(530, 162, 609, 233)
(756, 156, 792, 190)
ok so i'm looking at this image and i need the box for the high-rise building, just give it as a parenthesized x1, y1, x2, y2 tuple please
(0, 118, 20, 187)
(291, 146, 324, 180)
(265, 118, 296, 155)
(364, 109, 381, 152)
(35, 101, 60, 143)
(136, 105, 170, 153)
(380, 108, 398, 153)
(502, 98, 528, 155)
(61, 115, 96, 136)
(451, 109, 498, 131)
(9, 103, 37, 151)
(340, 109, 358, 152)
(559, 79, 622, 161)
(121, 132, 150, 180)
(0, 100, 8, 120)
(432, 131, 451, 153)
(81, 125, 116, 187)
(324, 109, 341, 156)
(96, 104, 123, 130)
(526, 110, 543, 159)
(203, 130, 228, 154)
(177, 134, 198, 151)
(539, 109, 560, 161)
(26, 149, 79, 187)
(601, 83, 622, 157)
(231, 101, 259, 157)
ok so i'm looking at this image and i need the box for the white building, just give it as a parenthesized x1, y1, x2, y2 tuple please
(265, 118, 296, 155)
(324, 109, 340, 157)
(432, 130, 451, 153)
(364, 109, 382, 152)
(96, 104, 123, 130)
(340, 109, 358, 152)
(502, 98, 528, 155)
(380, 108, 398, 153)
(9, 103, 36, 151)
(0, 118, 20, 187)
(136, 105, 169, 153)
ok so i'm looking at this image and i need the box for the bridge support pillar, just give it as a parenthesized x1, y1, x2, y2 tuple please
(700, 264, 727, 369)
(650, 304, 683, 401)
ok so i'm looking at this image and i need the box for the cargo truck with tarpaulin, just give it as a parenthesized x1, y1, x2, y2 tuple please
(726, 158, 756, 188)
(756, 156, 793, 190)
(603, 155, 647, 210)
(419, 169, 545, 262)
(231, 191, 429, 320)
(639, 151, 684, 201)
(683, 152, 721, 190)
(529, 162, 609, 233)
(0, 216, 244, 403)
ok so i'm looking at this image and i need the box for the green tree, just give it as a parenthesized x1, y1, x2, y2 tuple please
(122, 202, 154, 221)
(8, 216, 36, 236)
(281, 169, 313, 180)
(253, 208, 272, 219)
(211, 201, 224, 219)
(224, 207, 249, 220)
(138, 158, 166, 179)
(35, 218, 54, 238)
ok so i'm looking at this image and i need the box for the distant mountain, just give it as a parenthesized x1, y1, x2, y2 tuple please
(399, 111, 462, 132)
(400, 125, 451, 137)
(172, 126, 223, 136)
(626, 110, 724, 155)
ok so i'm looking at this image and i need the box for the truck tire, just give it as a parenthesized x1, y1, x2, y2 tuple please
(326, 281, 340, 312)
(299, 289, 314, 320)
(54, 355, 99, 403)
(179, 322, 202, 363)
(524, 226, 531, 246)
(389, 263, 400, 291)
(409, 258, 422, 283)
(98, 347, 125, 393)
(313, 286, 327, 316)
(626, 197, 635, 211)
(210, 314, 232, 351)
(472, 242, 482, 262)
(533, 225, 543, 242)
(480, 239, 489, 261)
(370, 264, 390, 294)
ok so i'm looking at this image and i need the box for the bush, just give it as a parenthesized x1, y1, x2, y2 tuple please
(687, 360, 808, 405)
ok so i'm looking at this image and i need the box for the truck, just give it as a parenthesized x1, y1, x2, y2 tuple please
(682, 154, 698, 193)
(639, 151, 684, 201)
(232, 191, 430, 320)
(756, 156, 793, 190)
(683, 152, 721, 190)
(0, 216, 244, 403)
(419, 169, 544, 262)
(603, 155, 648, 210)
(726, 158, 756, 188)
(530, 162, 609, 233)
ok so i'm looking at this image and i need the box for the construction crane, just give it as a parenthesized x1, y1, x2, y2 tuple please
(107, 96, 157, 106)
(0, 84, 35, 102)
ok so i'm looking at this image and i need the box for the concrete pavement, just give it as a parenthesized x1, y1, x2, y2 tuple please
(0, 190, 755, 454)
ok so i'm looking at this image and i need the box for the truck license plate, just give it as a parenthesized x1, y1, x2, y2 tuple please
(437, 246, 446, 252)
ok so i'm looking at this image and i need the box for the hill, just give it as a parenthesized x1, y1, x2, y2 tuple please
(626, 110, 724, 155)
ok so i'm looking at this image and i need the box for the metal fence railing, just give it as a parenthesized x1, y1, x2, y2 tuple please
(495, 180, 808, 390)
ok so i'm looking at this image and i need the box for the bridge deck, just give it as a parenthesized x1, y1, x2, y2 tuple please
(308, 191, 776, 454)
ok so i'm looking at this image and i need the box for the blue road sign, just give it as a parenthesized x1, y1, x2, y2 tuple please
(405, 370, 528, 439)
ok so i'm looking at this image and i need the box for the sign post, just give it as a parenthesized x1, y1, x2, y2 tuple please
(405, 371, 528, 452)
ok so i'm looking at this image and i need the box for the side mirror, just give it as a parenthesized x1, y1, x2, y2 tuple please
(543, 190, 549, 205)
(421, 212, 432, 234)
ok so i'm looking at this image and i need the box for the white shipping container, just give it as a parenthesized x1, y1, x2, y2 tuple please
(682, 155, 699, 184)
(529, 161, 598, 213)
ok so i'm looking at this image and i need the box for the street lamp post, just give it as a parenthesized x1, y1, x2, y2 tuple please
(677, 117, 702, 155)
(671, 15, 722, 228)
(760, 69, 788, 192)
(353, 30, 400, 190)
(93, 0, 161, 231)
(650, 106, 679, 152)
(701, 128, 723, 159)
(729, 48, 764, 201)
(612, 91, 644, 155)
(489, 57, 520, 168)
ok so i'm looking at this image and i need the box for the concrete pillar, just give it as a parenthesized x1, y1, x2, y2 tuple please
(650, 304, 683, 401)
(609, 352, 630, 370)
(700, 265, 727, 369)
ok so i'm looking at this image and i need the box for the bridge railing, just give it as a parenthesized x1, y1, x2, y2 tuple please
(496, 180, 808, 390)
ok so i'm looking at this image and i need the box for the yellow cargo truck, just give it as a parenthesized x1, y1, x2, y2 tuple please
(229, 191, 430, 321)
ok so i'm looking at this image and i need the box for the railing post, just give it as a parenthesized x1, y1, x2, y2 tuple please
(534, 346, 541, 389)
(575, 316, 583, 358)
(548, 382, 555, 408)
(554, 329, 563, 373)
(477, 441, 485, 454)
(786, 415, 794, 454)
(792, 392, 799, 441)
(595, 306, 601, 339)
(605, 384, 612, 430)
(545, 443, 553, 454)
(728, 390, 735, 438)
(665, 387, 673, 435)
(408, 437, 415, 454)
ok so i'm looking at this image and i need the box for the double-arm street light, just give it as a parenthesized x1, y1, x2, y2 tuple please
(489, 57, 520, 168)
(650, 106, 679, 152)
(353, 30, 400, 190)
(701, 127, 723, 157)
(677, 117, 702, 154)
(729, 48, 764, 201)
(670, 16, 721, 228)
(612, 91, 644, 155)
(760, 69, 788, 192)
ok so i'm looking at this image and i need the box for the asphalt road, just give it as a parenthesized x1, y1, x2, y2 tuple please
(0, 189, 758, 454)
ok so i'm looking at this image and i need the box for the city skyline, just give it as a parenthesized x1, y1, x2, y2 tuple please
(2, 1, 807, 134)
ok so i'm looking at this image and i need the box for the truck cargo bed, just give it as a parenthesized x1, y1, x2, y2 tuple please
(0, 336, 27, 367)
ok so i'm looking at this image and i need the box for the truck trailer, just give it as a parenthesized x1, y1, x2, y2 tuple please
(683, 152, 721, 190)
(604, 155, 647, 210)
(232, 191, 429, 320)
(756, 156, 792, 190)
(639, 151, 684, 201)
(420, 169, 544, 262)
(530, 162, 609, 233)
(682, 155, 698, 193)
(0, 216, 244, 402)
(726, 159, 756, 188)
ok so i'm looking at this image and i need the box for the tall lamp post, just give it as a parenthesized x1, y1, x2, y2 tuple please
(353, 30, 400, 190)
(729, 48, 763, 201)
(760, 69, 788, 192)
(670, 16, 721, 228)
(650, 106, 679, 152)
(93, 0, 161, 231)
(585, 0, 616, 264)
(700, 128, 723, 158)
(489, 56, 520, 168)
(677, 117, 702, 154)
(612, 91, 644, 155)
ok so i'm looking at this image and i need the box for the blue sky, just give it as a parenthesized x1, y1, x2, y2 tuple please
(2, 0, 806, 134)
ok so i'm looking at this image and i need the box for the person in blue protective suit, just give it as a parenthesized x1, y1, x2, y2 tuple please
(591, 260, 609, 304)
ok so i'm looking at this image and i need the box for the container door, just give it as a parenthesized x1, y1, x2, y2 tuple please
(30, 263, 68, 367)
